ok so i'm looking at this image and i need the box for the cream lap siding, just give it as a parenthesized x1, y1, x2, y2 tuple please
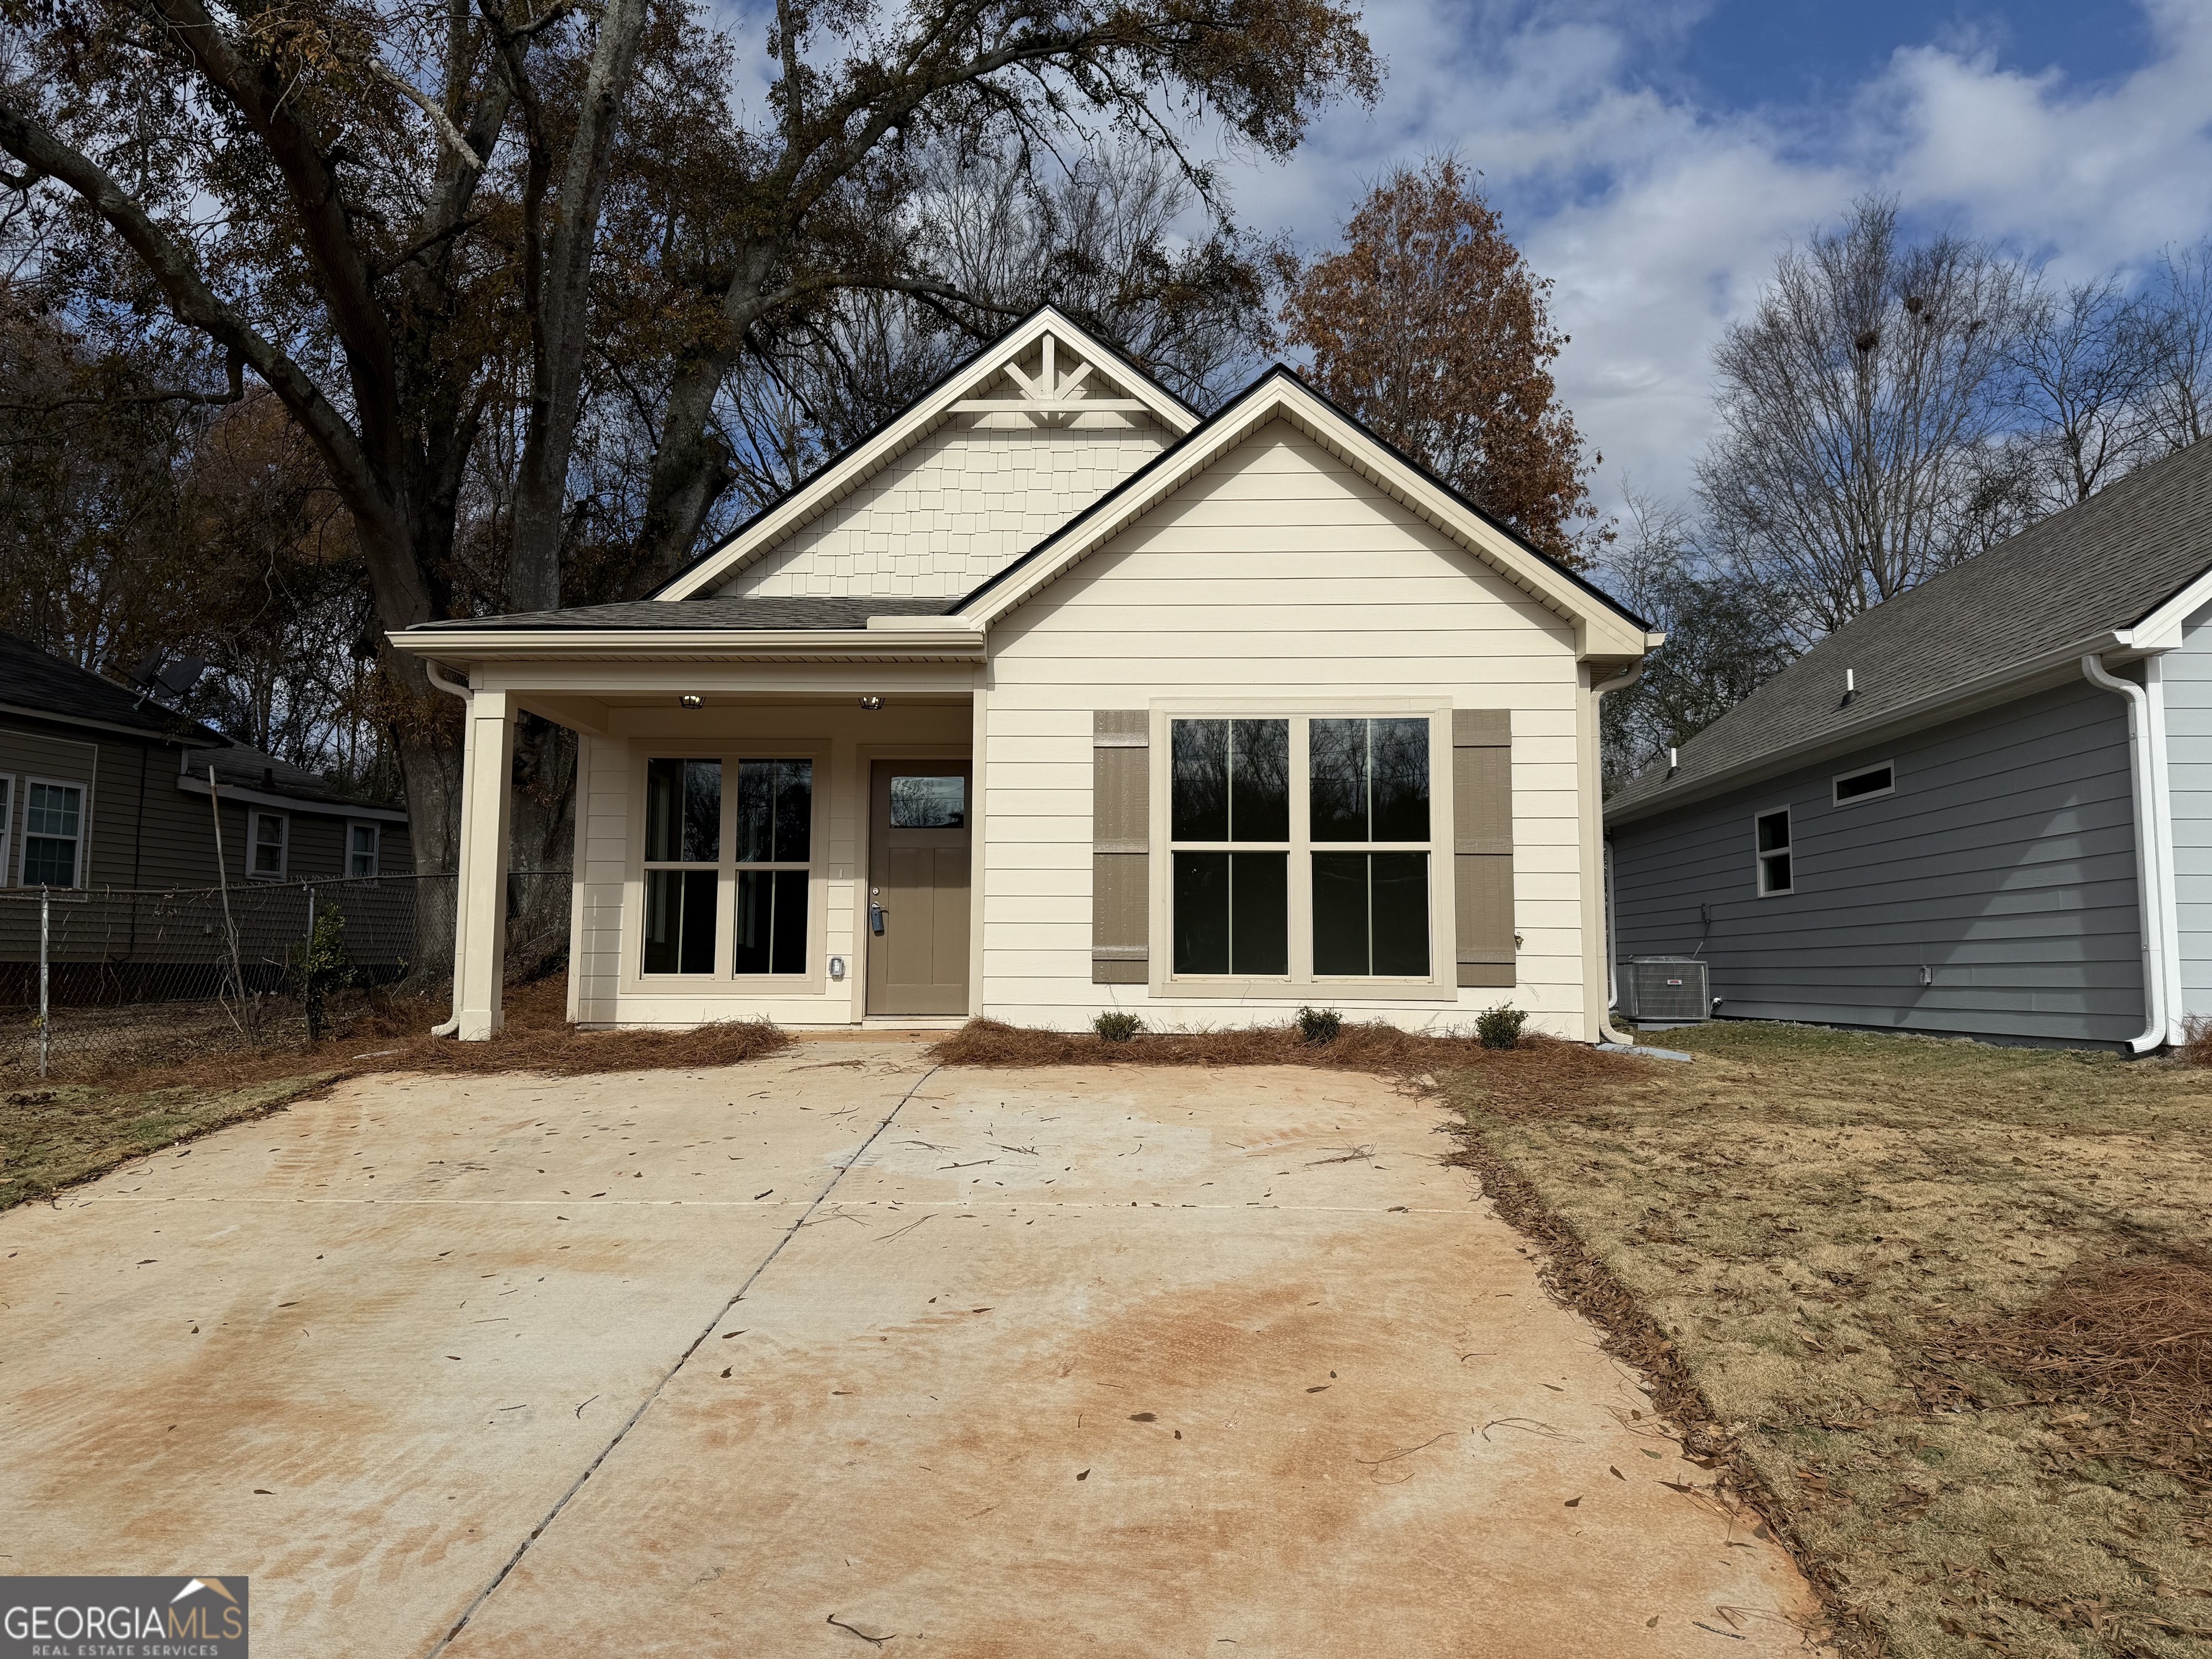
(2162, 599, 2212, 1022)
(727, 420, 1166, 600)
(977, 421, 1589, 1037)
(572, 734, 631, 1024)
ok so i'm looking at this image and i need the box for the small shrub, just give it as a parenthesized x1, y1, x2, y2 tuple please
(1296, 1005, 1342, 1045)
(1093, 1010, 1144, 1043)
(1476, 1003, 1527, 1051)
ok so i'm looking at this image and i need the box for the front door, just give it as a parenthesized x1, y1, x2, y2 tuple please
(866, 760, 972, 1016)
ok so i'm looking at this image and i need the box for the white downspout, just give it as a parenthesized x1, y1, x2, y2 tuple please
(2144, 655, 2188, 1043)
(1590, 661, 1647, 1048)
(2082, 654, 2170, 1054)
(425, 662, 472, 1038)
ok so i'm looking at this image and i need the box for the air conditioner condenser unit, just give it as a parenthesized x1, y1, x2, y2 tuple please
(1620, 956, 1711, 1023)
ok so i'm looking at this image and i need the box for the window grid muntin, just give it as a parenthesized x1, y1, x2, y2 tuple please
(1166, 714, 1439, 985)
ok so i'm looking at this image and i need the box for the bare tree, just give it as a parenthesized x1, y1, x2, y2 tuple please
(2001, 274, 2162, 509)
(1696, 197, 2034, 643)
(2142, 240, 2212, 454)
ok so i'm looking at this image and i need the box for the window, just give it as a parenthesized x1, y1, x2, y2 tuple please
(1832, 761, 1894, 806)
(1310, 718, 1431, 977)
(248, 811, 288, 878)
(1755, 807, 1792, 896)
(642, 757, 721, 974)
(1166, 714, 1439, 984)
(1171, 719, 1290, 975)
(734, 759, 811, 975)
(22, 780, 84, 887)
(348, 822, 380, 878)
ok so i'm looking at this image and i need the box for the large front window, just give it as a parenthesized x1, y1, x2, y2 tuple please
(734, 760, 811, 974)
(642, 757, 721, 974)
(640, 754, 816, 978)
(1169, 716, 1437, 983)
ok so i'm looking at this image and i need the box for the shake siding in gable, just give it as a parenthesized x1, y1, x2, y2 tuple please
(978, 421, 1591, 1035)
(728, 420, 1167, 600)
(1611, 679, 2144, 1046)
(2160, 600, 2212, 1021)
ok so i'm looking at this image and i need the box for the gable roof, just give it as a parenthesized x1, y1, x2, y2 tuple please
(1605, 435, 2212, 826)
(653, 307, 1200, 602)
(0, 629, 223, 744)
(953, 365, 1654, 658)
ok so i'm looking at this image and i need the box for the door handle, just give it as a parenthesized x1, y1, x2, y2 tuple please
(869, 902, 886, 935)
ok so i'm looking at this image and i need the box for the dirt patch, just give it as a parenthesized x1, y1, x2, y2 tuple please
(0, 1073, 333, 1210)
(1450, 1020, 2212, 1659)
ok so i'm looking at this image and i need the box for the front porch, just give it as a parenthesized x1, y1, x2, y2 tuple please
(413, 630, 987, 1038)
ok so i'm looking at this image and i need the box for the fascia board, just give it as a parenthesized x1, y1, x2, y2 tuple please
(655, 308, 1199, 602)
(177, 772, 408, 822)
(1603, 631, 2144, 829)
(385, 626, 986, 663)
(2121, 557, 2212, 649)
(961, 378, 1651, 657)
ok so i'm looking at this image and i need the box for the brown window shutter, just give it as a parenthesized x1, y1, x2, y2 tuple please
(1092, 711, 1149, 984)
(1452, 709, 1516, 988)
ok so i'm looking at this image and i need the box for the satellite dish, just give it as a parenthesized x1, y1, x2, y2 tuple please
(155, 655, 210, 697)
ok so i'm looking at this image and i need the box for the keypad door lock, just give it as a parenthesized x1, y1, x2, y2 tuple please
(869, 902, 886, 935)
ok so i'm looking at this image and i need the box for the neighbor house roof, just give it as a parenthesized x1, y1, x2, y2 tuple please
(178, 743, 406, 819)
(0, 629, 225, 744)
(1605, 436, 2212, 827)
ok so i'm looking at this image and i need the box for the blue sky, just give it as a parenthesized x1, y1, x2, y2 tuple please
(1211, 0, 2212, 517)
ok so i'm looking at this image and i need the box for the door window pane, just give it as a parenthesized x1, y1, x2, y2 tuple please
(1312, 850, 1431, 976)
(1172, 720, 1287, 842)
(646, 759, 721, 863)
(643, 868, 719, 974)
(736, 868, 809, 974)
(1310, 719, 1429, 842)
(1172, 850, 1287, 975)
(23, 781, 82, 886)
(887, 774, 964, 829)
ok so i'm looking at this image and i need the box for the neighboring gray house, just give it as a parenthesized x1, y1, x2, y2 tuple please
(1606, 438, 2212, 1053)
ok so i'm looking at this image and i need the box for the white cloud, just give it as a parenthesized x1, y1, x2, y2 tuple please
(1214, 0, 2212, 520)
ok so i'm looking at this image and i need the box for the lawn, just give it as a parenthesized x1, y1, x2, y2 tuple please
(1448, 1022, 2212, 1659)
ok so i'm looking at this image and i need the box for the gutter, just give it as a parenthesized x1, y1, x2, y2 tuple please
(2082, 653, 2178, 1054)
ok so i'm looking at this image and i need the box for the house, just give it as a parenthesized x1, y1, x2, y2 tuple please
(0, 629, 411, 892)
(387, 308, 1659, 1039)
(1604, 436, 2212, 1053)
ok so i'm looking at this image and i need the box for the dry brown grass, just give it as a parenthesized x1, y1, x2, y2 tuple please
(1449, 1020, 2212, 1659)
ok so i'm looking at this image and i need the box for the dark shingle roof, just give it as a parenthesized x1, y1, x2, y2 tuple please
(181, 744, 397, 814)
(410, 595, 956, 632)
(0, 629, 222, 742)
(1606, 436, 2212, 823)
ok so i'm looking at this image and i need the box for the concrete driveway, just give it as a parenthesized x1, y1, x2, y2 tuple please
(1, 1046, 1822, 1655)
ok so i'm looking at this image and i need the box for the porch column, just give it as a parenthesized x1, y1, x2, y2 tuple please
(454, 687, 515, 1040)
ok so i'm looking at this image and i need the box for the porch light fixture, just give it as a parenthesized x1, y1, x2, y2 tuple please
(679, 694, 703, 709)
(858, 695, 884, 711)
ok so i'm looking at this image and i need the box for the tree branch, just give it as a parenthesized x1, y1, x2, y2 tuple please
(372, 62, 487, 166)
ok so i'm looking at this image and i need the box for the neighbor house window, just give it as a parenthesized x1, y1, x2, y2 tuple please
(1755, 806, 1792, 896)
(642, 757, 721, 974)
(734, 759, 812, 975)
(1832, 761, 1894, 806)
(22, 779, 84, 888)
(1168, 715, 1440, 984)
(348, 822, 380, 878)
(249, 811, 288, 878)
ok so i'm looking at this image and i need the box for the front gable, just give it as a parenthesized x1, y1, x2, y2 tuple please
(660, 310, 1197, 603)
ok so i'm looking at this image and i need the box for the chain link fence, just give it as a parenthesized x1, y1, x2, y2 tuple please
(0, 871, 571, 1079)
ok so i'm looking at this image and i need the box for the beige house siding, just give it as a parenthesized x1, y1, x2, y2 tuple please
(976, 421, 1592, 1037)
(726, 418, 1167, 601)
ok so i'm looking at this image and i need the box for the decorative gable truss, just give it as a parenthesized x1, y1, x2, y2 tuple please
(657, 308, 1197, 603)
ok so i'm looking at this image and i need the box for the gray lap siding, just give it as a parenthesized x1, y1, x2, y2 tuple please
(1608, 679, 2145, 1047)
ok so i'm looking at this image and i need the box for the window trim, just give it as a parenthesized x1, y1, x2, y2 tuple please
(1754, 805, 1794, 898)
(246, 809, 289, 880)
(1830, 760, 1895, 808)
(623, 745, 827, 992)
(346, 820, 382, 880)
(19, 774, 89, 889)
(1148, 700, 1456, 1002)
(0, 774, 14, 889)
